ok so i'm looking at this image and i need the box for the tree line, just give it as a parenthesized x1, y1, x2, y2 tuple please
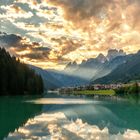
(115, 82, 140, 98)
(0, 47, 44, 95)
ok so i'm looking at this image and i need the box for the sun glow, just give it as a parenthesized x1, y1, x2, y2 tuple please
(0, 0, 140, 69)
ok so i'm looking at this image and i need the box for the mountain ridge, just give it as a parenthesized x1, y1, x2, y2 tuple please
(63, 49, 127, 81)
(92, 50, 140, 84)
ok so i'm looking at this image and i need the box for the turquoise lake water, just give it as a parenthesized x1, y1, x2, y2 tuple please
(1, 93, 140, 139)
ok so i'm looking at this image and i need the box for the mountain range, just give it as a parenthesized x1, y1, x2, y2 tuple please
(31, 49, 138, 89)
(1, 32, 140, 89)
(93, 51, 140, 84)
(63, 49, 126, 81)
(30, 65, 88, 90)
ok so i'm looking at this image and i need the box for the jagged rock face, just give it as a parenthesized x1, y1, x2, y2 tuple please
(63, 49, 127, 81)
(93, 50, 140, 84)
(137, 50, 140, 54)
(65, 61, 78, 69)
(64, 61, 78, 73)
(107, 49, 126, 61)
(96, 53, 107, 63)
(64, 49, 126, 71)
(30, 49, 139, 88)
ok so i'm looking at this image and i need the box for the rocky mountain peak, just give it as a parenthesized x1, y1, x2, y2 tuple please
(107, 49, 126, 61)
(137, 50, 140, 54)
(66, 61, 77, 67)
(64, 61, 78, 72)
(96, 53, 107, 63)
(0, 31, 6, 36)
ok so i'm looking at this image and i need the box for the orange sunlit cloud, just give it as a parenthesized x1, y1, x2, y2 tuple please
(0, 0, 140, 69)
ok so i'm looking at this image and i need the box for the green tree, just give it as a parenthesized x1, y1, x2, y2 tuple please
(0, 47, 44, 95)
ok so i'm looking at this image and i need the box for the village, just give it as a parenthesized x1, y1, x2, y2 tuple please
(58, 82, 140, 94)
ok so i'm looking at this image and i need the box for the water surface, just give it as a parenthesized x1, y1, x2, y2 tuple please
(0, 96, 42, 139)
(1, 93, 140, 139)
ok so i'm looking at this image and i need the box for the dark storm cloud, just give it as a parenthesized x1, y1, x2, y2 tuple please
(25, 46, 51, 60)
(0, 33, 22, 47)
(0, 32, 51, 60)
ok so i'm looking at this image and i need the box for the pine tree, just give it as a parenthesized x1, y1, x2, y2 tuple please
(0, 47, 44, 95)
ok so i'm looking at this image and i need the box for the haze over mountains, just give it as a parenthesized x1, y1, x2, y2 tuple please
(1, 32, 140, 89)
(31, 48, 140, 90)
(63, 49, 126, 81)
(31, 65, 87, 90)
(93, 51, 140, 84)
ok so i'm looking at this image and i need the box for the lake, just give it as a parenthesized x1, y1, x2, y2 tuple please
(1, 93, 140, 139)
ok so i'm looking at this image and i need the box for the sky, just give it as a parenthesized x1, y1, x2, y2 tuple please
(0, 0, 140, 69)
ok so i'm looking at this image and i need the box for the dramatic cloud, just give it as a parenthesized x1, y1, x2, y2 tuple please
(0, 33, 22, 47)
(0, 4, 33, 20)
(0, 32, 71, 69)
(0, 0, 140, 69)
(46, 0, 140, 27)
(46, 0, 111, 22)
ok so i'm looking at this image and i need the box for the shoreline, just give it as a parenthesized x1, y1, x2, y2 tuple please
(46, 91, 127, 102)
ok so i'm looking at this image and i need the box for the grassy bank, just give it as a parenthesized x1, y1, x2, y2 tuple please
(74, 89, 115, 96)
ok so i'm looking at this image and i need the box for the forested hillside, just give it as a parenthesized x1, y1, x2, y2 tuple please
(0, 48, 44, 95)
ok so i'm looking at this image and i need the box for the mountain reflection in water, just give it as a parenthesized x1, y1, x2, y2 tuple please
(2, 93, 140, 140)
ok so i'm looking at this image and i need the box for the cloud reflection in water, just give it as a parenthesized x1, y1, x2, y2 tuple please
(5, 112, 140, 140)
